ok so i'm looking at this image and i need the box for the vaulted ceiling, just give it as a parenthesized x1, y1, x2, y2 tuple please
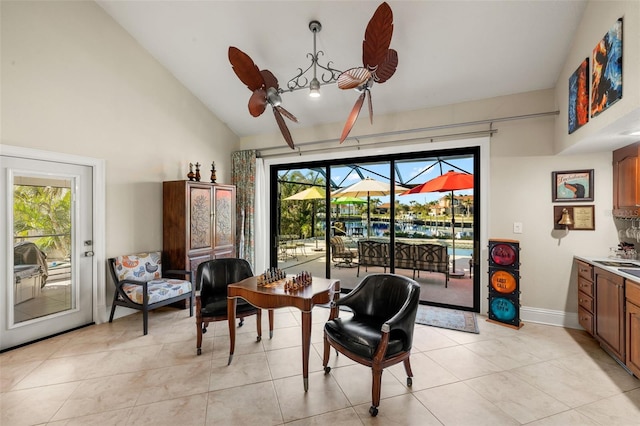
(97, 1, 589, 142)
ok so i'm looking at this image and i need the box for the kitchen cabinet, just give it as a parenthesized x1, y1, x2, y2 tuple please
(627, 279, 640, 377)
(163, 180, 236, 281)
(576, 260, 595, 336)
(594, 267, 625, 362)
(613, 142, 639, 217)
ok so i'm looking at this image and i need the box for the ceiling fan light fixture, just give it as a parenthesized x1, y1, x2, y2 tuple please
(309, 78, 321, 97)
(283, 20, 341, 95)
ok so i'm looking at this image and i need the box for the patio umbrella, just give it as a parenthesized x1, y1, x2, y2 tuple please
(284, 186, 326, 250)
(332, 196, 367, 236)
(332, 177, 407, 238)
(401, 170, 473, 276)
(284, 186, 325, 201)
(332, 196, 367, 217)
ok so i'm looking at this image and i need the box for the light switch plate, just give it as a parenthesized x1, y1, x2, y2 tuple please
(513, 222, 523, 234)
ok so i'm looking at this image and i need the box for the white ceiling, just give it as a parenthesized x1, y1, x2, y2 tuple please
(96, 0, 591, 143)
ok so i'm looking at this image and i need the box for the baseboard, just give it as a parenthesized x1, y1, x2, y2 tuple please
(520, 306, 581, 329)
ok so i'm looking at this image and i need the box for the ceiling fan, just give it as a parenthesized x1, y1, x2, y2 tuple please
(227, 2, 397, 149)
(228, 46, 299, 149)
(337, 2, 398, 143)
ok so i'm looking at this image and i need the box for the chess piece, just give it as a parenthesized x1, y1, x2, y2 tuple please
(187, 163, 195, 181)
(195, 162, 201, 182)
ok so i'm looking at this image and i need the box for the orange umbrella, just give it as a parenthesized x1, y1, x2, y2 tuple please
(401, 170, 473, 276)
(402, 170, 473, 195)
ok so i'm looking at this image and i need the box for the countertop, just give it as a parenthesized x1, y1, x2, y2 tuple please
(575, 255, 640, 283)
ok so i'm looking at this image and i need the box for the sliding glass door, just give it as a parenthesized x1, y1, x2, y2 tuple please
(270, 146, 479, 312)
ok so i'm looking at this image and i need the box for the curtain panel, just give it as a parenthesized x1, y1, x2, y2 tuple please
(231, 150, 256, 268)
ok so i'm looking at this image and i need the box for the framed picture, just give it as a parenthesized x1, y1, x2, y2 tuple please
(552, 169, 594, 202)
(568, 58, 589, 134)
(554, 205, 595, 231)
(591, 18, 623, 118)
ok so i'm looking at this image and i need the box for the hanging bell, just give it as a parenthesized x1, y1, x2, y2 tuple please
(558, 208, 573, 227)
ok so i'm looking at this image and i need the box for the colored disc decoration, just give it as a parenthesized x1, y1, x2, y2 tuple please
(490, 243, 517, 266)
(488, 239, 521, 329)
(490, 270, 517, 294)
(490, 297, 517, 322)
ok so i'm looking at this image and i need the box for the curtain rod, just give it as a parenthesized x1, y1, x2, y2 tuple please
(255, 110, 558, 158)
(258, 129, 496, 159)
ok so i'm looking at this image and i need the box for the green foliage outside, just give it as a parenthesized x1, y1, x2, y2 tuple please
(278, 172, 473, 240)
(279, 171, 327, 239)
(13, 185, 72, 258)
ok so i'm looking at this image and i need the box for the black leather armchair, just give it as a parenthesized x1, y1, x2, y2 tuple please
(323, 273, 420, 416)
(196, 258, 273, 356)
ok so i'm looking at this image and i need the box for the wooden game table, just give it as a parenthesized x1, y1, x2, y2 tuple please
(227, 275, 340, 391)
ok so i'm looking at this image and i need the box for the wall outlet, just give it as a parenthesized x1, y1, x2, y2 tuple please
(513, 222, 523, 234)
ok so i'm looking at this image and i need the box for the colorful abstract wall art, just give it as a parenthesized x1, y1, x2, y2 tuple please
(568, 58, 589, 134)
(591, 18, 623, 118)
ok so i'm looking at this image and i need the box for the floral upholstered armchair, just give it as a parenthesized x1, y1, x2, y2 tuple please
(108, 251, 193, 335)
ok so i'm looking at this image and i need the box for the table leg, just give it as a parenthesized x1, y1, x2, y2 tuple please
(301, 310, 311, 392)
(227, 297, 237, 365)
(269, 309, 274, 339)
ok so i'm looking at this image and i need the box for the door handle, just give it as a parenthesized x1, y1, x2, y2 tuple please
(83, 251, 94, 257)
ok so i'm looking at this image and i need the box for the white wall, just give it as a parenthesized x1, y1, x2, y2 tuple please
(1, 1, 239, 312)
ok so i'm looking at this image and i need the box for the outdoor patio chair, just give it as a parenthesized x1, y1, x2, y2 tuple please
(330, 236, 356, 267)
(414, 243, 449, 286)
(394, 241, 415, 273)
(357, 240, 389, 277)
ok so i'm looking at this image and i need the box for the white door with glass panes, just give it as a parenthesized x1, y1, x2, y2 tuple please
(1, 155, 94, 351)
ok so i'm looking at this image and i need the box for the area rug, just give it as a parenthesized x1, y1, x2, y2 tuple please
(415, 305, 479, 334)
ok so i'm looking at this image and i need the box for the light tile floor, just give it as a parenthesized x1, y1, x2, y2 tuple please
(1, 306, 639, 425)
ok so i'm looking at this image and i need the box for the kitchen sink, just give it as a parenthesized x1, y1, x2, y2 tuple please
(619, 268, 640, 279)
(593, 260, 640, 268)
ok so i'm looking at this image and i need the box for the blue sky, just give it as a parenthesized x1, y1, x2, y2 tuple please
(329, 156, 474, 205)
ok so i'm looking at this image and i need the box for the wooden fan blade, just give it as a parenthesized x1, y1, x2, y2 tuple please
(228, 46, 264, 92)
(340, 91, 366, 144)
(276, 105, 298, 123)
(248, 88, 267, 117)
(337, 68, 371, 90)
(368, 90, 373, 124)
(260, 69, 279, 90)
(374, 49, 398, 83)
(362, 2, 394, 70)
(273, 107, 295, 149)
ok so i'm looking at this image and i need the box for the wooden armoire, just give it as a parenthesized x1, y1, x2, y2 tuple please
(162, 180, 237, 282)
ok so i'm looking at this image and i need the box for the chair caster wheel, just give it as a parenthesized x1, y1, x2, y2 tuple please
(369, 406, 378, 417)
(324, 366, 331, 374)
(407, 377, 412, 387)
(256, 336, 261, 342)
(197, 348, 201, 356)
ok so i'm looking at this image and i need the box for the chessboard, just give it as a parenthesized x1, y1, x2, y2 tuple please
(257, 269, 312, 293)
